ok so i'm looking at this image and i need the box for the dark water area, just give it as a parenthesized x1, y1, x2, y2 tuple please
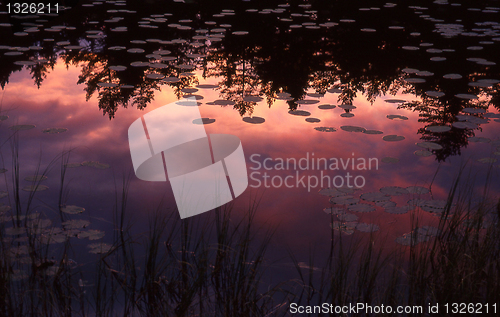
(0, 0, 500, 315)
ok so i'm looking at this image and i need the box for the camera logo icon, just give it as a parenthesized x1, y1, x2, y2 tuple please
(128, 97, 248, 219)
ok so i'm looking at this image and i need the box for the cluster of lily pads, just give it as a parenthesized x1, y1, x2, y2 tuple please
(319, 185, 448, 245)
(0, 203, 109, 280)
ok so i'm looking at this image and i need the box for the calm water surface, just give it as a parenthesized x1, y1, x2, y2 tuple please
(0, 0, 499, 311)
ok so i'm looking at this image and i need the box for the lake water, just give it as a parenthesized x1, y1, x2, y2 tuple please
(1, 0, 499, 315)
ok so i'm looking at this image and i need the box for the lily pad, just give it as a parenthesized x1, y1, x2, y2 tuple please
(288, 110, 311, 116)
(415, 150, 433, 157)
(79, 229, 105, 240)
(387, 114, 408, 120)
(243, 117, 265, 124)
(340, 113, 355, 118)
(82, 161, 110, 169)
(416, 142, 443, 150)
(318, 104, 336, 109)
(243, 96, 263, 102)
(62, 219, 90, 229)
(61, 205, 85, 214)
(22, 185, 48, 192)
(9, 125, 35, 131)
(341, 126, 366, 132)
(42, 128, 68, 134)
(360, 192, 391, 202)
(406, 186, 429, 194)
(193, 118, 215, 125)
(24, 175, 47, 182)
(314, 127, 336, 132)
(88, 243, 112, 254)
(383, 135, 405, 142)
(425, 125, 451, 132)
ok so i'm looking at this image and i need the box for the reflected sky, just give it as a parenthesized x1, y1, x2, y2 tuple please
(0, 0, 500, 284)
(1, 61, 499, 265)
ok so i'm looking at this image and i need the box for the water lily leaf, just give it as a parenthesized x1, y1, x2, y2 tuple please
(79, 229, 105, 240)
(24, 175, 47, 182)
(314, 127, 336, 132)
(193, 118, 215, 125)
(383, 135, 405, 141)
(82, 161, 110, 169)
(288, 110, 311, 116)
(42, 128, 68, 134)
(62, 219, 90, 229)
(416, 142, 443, 150)
(330, 196, 359, 205)
(22, 185, 48, 192)
(61, 205, 85, 214)
(415, 150, 433, 157)
(387, 115, 408, 120)
(9, 125, 35, 131)
(364, 130, 383, 135)
(341, 126, 366, 132)
(425, 125, 451, 132)
(340, 113, 354, 118)
(406, 186, 429, 194)
(318, 104, 336, 109)
(243, 117, 265, 124)
(361, 192, 391, 202)
(88, 243, 112, 254)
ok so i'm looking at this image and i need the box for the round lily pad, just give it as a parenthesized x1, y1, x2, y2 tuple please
(406, 186, 429, 194)
(360, 192, 391, 202)
(425, 126, 451, 132)
(43, 128, 68, 134)
(416, 142, 443, 150)
(340, 113, 354, 118)
(383, 135, 405, 142)
(61, 205, 85, 214)
(415, 150, 432, 157)
(341, 126, 366, 132)
(22, 185, 48, 192)
(318, 104, 336, 110)
(81, 161, 110, 169)
(387, 114, 408, 120)
(9, 125, 35, 131)
(288, 110, 311, 116)
(243, 117, 265, 124)
(314, 127, 336, 132)
(24, 175, 47, 182)
(193, 118, 215, 125)
(62, 219, 90, 229)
